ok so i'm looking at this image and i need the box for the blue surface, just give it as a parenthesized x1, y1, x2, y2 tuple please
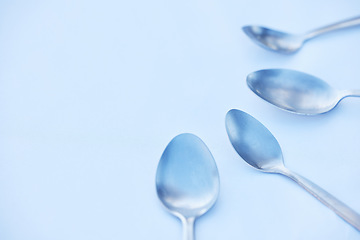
(0, 1, 360, 239)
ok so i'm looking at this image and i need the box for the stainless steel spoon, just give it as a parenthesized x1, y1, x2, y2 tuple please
(156, 133, 220, 240)
(243, 16, 360, 53)
(247, 69, 360, 115)
(225, 109, 360, 231)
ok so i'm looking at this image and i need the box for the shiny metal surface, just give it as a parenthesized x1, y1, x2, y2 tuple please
(225, 109, 360, 231)
(156, 133, 220, 240)
(243, 16, 360, 53)
(247, 69, 360, 115)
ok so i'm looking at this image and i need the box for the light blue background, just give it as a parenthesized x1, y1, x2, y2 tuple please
(1, 0, 360, 239)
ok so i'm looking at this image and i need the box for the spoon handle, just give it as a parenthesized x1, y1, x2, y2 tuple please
(282, 168, 360, 231)
(305, 16, 360, 40)
(181, 217, 195, 240)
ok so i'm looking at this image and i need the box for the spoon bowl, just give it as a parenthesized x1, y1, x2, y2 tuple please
(225, 108, 284, 172)
(243, 26, 305, 54)
(243, 16, 360, 53)
(225, 109, 360, 231)
(247, 69, 360, 115)
(156, 133, 220, 240)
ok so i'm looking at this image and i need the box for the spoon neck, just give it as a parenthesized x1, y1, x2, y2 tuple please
(278, 167, 300, 181)
(266, 164, 289, 175)
(180, 216, 195, 240)
(273, 165, 291, 176)
(339, 89, 360, 99)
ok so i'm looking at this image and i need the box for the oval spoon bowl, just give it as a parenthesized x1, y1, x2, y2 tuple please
(156, 133, 220, 240)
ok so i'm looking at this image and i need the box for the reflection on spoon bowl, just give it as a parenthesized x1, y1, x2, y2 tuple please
(247, 69, 360, 115)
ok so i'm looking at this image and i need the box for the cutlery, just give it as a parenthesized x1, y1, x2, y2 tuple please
(247, 69, 360, 115)
(156, 133, 220, 240)
(225, 109, 360, 231)
(243, 16, 360, 53)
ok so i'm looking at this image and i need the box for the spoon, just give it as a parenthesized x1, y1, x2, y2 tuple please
(243, 16, 360, 53)
(156, 133, 220, 240)
(247, 69, 360, 115)
(225, 109, 360, 231)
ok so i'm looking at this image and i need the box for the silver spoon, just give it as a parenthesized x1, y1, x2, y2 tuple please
(225, 109, 360, 231)
(156, 133, 220, 240)
(247, 69, 360, 115)
(243, 16, 360, 53)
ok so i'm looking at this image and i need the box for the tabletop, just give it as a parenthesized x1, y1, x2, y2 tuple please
(1, 0, 360, 239)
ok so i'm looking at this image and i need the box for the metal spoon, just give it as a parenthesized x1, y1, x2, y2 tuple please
(225, 109, 360, 231)
(243, 16, 360, 53)
(247, 69, 360, 115)
(156, 133, 220, 240)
